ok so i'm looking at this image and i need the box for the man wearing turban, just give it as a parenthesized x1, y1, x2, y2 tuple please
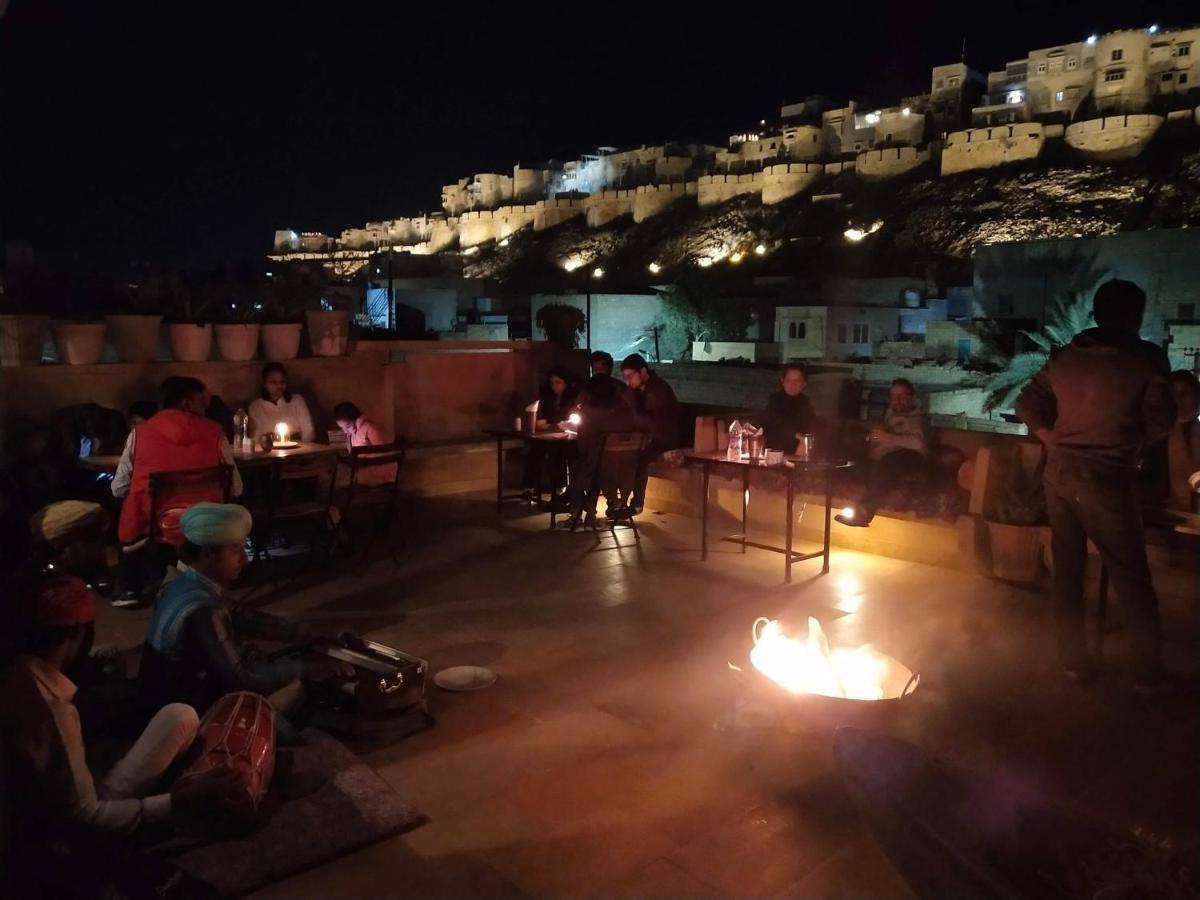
(0, 574, 240, 846)
(138, 503, 346, 720)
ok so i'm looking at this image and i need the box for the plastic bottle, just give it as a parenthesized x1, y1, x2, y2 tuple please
(234, 408, 252, 454)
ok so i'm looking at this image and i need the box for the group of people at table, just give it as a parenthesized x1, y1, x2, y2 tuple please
(521, 349, 936, 530)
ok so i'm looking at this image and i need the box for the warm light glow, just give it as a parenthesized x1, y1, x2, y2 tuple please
(463, 246, 479, 256)
(901, 107, 911, 116)
(592, 267, 604, 279)
(697, 257, 713, 268)
(1148, 24, 1158, 34)
(1086, 34, 1097, 45)
(835, 573, 864, 613)
(750, 617, 887, 700)
(754, 243, 767, 256)
(709, 246, 728, 262)
(568, 412, 581, 426)
(840, 506, 855, 520)
(729, 251, 745, 264)
(563, 257, 584, 272)
(275, 423, 290, 444)
(843, 220, 883, 242)
(499, 238, 510, 247)
(648, 261, 661, 274)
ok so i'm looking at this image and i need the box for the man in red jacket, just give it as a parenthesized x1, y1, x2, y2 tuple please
(1016, 280, 1176, 691)
(110, 376, 241, 607)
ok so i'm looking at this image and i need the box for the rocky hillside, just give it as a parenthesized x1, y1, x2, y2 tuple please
(461, 141, 1200, 290)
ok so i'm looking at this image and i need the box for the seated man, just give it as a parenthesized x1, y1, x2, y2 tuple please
(563, 374, 651, 530)
(759, 363, 816, 454)
(29, 500, 111, 587)
(619, 354, 681, 517)
(111, 376, 242, 607)
(0, 573, 239, 845)
(138, 503, 345, 723)
(836, 378, 930, 527)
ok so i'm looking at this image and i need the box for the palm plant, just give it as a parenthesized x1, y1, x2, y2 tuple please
(984, 291, 1096, 411)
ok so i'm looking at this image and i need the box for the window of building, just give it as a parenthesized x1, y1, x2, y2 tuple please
(1067, 57, 1078, 69)
(796, 322, 806, 339)
(1037, 62, 1047, 74)
(885, 132, 893, 142)
(948, 76, 960, 86)
(1176, 44, 1191, 57)
(813, 133, 819, 142)
(837, 323, 848, 343)
(1179, 303, 1196, 321)
(1163, 72, 1174, 81)
(1111, 48, 1123, 62)
(1105, 70, 1126, 82)
(852, 323, 869, 344)
(1181, 73, 1190, 84)
(1055, 90, 1066, 102)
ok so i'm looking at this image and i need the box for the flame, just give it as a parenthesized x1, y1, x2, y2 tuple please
(750, 617, 886, 701)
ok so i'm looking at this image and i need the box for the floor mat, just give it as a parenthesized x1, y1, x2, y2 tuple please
(174, 728, 426, 896)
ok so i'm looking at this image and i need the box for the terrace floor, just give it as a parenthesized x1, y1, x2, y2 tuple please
(97, 495, 1200, 897)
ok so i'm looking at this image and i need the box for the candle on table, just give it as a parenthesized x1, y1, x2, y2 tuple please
(275, 423, 290, 444)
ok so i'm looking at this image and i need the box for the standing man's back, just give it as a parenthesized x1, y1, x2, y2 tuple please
(1016, 279, 1175, 691)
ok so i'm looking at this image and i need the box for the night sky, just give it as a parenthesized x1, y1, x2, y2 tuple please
(1, 1, 1194, 268)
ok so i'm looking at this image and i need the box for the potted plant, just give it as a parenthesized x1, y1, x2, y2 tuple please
(165, 283, 215, 362)
(104, 284, 163, 363)
(213, 295, 261, 361)
(261, 264, 321, 360)
(0, 266, 53, 366)
(985, 457, 1046, 583)
(305, 301, 351, 357)
(51, 304, 107, 366)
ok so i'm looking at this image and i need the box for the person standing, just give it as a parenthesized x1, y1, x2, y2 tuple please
(248, 362, 316, 443)
(1016, 279, 1176, 691)
(619, 354, 680, 517)
(760, 363, 816, 454)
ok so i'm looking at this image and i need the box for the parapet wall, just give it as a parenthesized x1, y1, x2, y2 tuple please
(696, 172, 764, 207)
(533, 197, 585, 231)
(632, 182, 696, 223)
(1064, 114, 1163, 162)
(583, 189, 636, 227)
(941, 123, 1046, 175)
(761, 163, 824, 204)
(458, 205, 539, 247)
(855, 146, 930, 180)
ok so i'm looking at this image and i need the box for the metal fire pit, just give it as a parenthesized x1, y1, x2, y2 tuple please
(723, 645, 920, 739)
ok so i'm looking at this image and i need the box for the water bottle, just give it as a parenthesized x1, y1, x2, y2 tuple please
(234, 408, 252, 454)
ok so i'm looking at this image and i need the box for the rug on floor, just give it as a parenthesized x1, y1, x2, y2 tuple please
(173, 728, 426, 896)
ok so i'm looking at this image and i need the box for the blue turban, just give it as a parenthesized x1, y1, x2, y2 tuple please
(180, 503, 253, 547)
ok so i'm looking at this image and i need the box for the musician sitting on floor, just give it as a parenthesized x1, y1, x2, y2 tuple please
(138, 503, 350, 725)
(0, 573, 241, 846)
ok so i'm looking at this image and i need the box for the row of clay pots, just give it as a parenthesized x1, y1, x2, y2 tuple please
(2, 311, 350, 366)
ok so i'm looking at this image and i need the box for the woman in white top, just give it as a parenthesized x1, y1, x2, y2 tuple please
(248, 362, 315, 442)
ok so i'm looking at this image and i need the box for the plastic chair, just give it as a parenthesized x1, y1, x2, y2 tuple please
(336, 440, 406, 561)
(148, 465, 233, 548)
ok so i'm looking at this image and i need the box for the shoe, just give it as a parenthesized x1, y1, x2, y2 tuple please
(111, 591, 142, 609)
(560, 513, 582, 531)
(835, 507, 872, 528)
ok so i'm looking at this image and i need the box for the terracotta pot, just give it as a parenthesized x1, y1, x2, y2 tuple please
(986, 521, 1042, 583)
(261, 322, 302, 360)
(214, 323, 261, 361)
(168, 323, 213, 362)
(52, 321, 107, 365)
(105, 314, 162, 362)
(0, 314, 49, 366)
(305, 310, 350, 357)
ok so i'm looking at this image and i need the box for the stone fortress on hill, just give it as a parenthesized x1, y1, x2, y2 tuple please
(274, 23, 1200, 262)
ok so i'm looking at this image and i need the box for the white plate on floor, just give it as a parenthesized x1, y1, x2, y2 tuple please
(434, 665, 497, 691)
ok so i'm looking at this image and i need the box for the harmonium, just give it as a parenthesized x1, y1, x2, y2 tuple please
(304, 634, 433, 739)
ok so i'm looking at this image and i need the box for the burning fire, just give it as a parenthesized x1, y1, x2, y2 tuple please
(750, 616, 887, 701)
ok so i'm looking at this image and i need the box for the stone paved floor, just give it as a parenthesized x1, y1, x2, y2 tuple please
(96, 495, 1200, 897)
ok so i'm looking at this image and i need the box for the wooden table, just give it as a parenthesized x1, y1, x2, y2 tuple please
(482, 428, 577, 523)
(683, 450, 852, 582)
(77, 441, 339, 473)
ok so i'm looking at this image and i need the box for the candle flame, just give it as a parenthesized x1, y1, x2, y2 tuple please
(275, 423, 289, 443)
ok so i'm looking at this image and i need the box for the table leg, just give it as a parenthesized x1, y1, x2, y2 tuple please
(701, 463, 710, 561)
(496, 436, 504, 513)
(822, 466, 833, 573)
(741, 467, 749, 553)
(785, 472, 794, 584)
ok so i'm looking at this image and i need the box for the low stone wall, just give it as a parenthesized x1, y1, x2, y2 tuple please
(1065, 114, 1163, 162)
(533, 198, 585, 231)
(855, 147, 930, 181)
(696, 172, 763, 207)
(761, 163, 823, 204)
(941, 123, 1045, 175)
(583, 190, 635, 228)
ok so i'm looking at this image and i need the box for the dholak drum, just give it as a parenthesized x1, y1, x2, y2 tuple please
(175, 691, 276, 835)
